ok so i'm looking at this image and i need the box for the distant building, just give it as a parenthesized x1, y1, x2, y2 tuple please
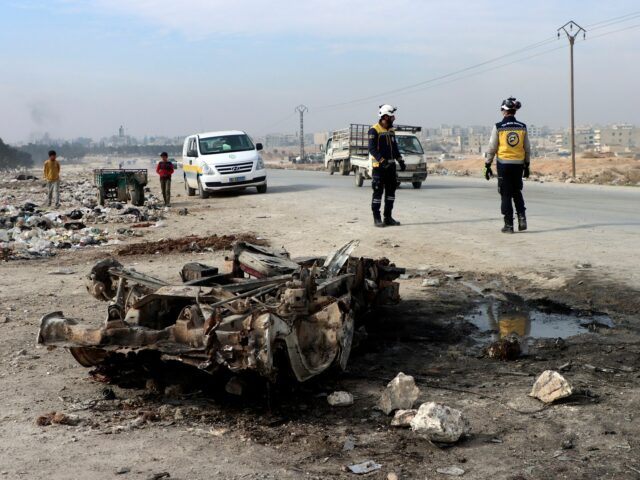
(595, 124, 640, 151)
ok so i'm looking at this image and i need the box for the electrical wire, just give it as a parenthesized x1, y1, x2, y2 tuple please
(312, 11, 640, 111)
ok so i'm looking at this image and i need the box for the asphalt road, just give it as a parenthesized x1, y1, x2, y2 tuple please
(259, 169, 640, 289)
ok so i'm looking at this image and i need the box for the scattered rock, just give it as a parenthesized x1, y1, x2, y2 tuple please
(436, 466, 465, 476)
(486, 336, 521, 360)
(115, 467, 131, 475)
(347, 460, 382, 474)
(35, 411, 81, 426)
(410, 402, 470, 443)
(342, 436, 355, 451)
(327, 391, 353, 407)
(147, 473, 170, 480)
(377, 372, 420, 415)
(530, 370, 573, 403)
(390, 409, 417, 428)
(387, 473, 399, 480)
(177, 208, 188, 216)
(173, 408, 185, 421)
(421, 278, 440, 287)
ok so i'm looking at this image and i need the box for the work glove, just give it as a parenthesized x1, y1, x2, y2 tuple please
(523, 164, 530, 178)
(483, 163, 494, 181)
(398, 158, 406, 172)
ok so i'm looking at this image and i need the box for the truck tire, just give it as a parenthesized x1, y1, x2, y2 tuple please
(328, 161, 335, 175)
(412, 181, 422, 189)
(184, 175, 196, 196)
(355, 169, 364, 187)
(341, 161, 350, 176)
(197, 178, 209, 199)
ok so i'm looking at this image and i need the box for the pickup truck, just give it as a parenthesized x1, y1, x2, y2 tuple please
(324, 124, 428, 189)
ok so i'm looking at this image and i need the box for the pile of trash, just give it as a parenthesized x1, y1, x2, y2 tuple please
(0, 201, 165, 260)
(37, 240, 405, 384)
(0, 169, 168, 260)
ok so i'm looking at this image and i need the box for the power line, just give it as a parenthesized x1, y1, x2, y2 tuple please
(312, 11, 640, 112)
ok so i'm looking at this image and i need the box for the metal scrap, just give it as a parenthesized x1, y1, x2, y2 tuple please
(37, 241, 404, 384)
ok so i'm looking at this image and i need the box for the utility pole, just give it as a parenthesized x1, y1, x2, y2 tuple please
(558, 21, 586, 178)
(295, 104, 308, 162)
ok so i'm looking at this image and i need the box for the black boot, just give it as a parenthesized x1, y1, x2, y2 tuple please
(384, 216, 401, 226)
(501, 216, 514, 233)
(517, 213, 527, 231)
(373, 212, 385, 228)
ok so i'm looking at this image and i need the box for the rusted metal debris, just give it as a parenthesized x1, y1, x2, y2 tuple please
(37, 240, 404, 383)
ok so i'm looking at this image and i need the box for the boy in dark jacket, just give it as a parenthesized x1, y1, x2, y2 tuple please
(156, 152, 174, 206)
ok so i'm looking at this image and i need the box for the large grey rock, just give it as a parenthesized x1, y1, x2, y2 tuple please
(390, 409, 417, 428)
(377, 372, 420, 415)
(410, 402, 469, 443)
(530, 370, 573, 403)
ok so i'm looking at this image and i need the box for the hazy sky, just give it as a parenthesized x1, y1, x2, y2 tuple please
(1, 0, 639, 143)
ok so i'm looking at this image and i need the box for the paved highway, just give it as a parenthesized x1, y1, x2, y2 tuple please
(252, 169, 640, 288)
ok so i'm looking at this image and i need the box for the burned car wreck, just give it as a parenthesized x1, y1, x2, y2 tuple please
(37, 241, 404, 384)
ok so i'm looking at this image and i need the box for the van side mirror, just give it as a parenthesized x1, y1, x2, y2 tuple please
(256, 143, 263, 151)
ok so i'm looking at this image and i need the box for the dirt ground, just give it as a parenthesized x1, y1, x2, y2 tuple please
(434, 154, 640, 186)
(1, 166, 640, 479)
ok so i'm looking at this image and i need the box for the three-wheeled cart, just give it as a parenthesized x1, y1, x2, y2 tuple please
(93, 169, 147, 206)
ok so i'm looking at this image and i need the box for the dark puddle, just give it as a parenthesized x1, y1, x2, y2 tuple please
(465, 301, 613, 343)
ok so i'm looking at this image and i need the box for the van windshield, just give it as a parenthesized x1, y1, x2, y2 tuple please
(199, 134, 254, 155)
(396, 136, 424, 155)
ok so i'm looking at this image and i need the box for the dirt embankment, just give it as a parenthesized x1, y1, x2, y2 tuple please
(435, 154, 640, 186)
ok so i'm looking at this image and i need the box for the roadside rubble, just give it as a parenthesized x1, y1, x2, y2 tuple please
(530, 370, 573, 403)
(410, 402, 470, 443)
(390, 409, 417, 427)
(115, 233, 266, 256)
(37, 240, 405, 385)
(327, 391, 354, 407)
(377, 372, 420, 415)
(0, 174, 165, 260)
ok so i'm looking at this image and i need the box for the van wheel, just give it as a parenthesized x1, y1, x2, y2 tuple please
(197, 178, 208, 199)
(256, 183, 267, 194)
(412, 181, 422, 189)
(185, 176, 196, 196)
(355, 169, 364, 187)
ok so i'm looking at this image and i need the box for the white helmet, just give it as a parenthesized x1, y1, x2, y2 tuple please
(378, 104, 397, 118)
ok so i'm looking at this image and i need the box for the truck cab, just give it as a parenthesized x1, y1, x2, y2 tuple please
(324, 124, 428, 188)
(182, 130, 267, 198)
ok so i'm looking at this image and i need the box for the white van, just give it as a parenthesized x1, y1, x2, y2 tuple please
(182, 130, 267, 198)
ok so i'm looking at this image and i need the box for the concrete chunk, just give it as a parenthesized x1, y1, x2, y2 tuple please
(327, 391, 353, 406)
(410, 402, 469, 443)
(530, 370, 573, 403)
(390, 409, 417, 428)
(377, 372, 420, 415)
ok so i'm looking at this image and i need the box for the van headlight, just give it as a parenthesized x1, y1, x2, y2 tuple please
(202, 164, 214, 175)
(256, 157, 265, 170)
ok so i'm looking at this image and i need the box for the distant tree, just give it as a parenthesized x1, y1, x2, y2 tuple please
(0, 138, 33, 170)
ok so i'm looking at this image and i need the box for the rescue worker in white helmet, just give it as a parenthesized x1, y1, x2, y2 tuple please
(484, 97, 531, 233)
(368, 104, 406, 227)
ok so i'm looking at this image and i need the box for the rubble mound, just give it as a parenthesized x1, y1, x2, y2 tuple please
(115, 234, 268, 256)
